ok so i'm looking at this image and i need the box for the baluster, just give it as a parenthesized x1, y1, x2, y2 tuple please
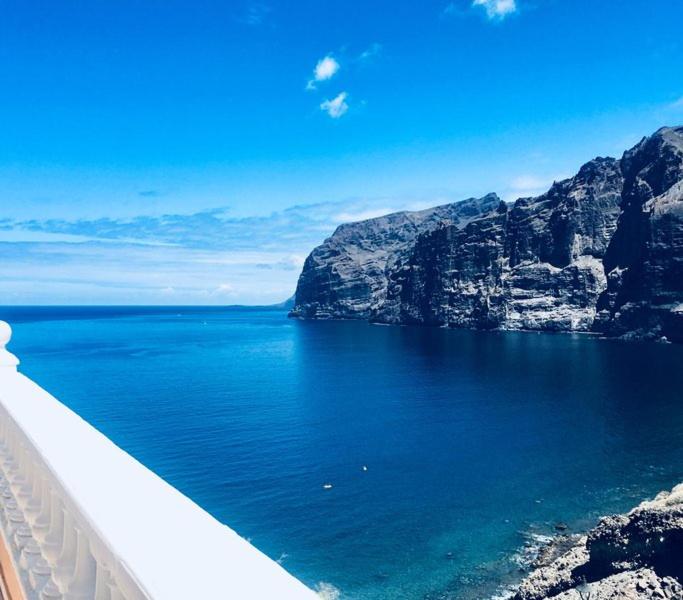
(4, 438, 23, 479)
(0, 434, 10, 461)
(40, 579, 63, 600)
(9, 445, 33, 501)
(52, 511, 77, 592)
(31, 479, 54, 540)
(94, 565, 113, 600)
(0, 496, 18, 524)
(13, 522, 34, 553)
(7, 508, 26, 538)
(108, 587, 127, 600)
(29, 558, 54, 593)
(0, 485, 16, 526)
(63, 528, 96, 600)
(22, 467, 45, 522)
(19, 538, 42, 572)
(41, 494, 65, 563)
(0, 421, 17, 465)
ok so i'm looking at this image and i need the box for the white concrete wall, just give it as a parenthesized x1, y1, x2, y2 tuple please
(0, 321, 318, 600)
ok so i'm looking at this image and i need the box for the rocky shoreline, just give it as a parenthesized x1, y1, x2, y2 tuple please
(509, 484, 683, 599)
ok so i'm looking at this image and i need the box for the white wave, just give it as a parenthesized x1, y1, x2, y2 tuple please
(316, 581, 342, 599)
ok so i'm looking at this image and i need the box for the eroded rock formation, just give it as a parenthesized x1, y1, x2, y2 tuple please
(513, 483, 683, 599)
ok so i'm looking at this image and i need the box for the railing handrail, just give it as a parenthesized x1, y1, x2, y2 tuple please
(0, 321, 318, 599)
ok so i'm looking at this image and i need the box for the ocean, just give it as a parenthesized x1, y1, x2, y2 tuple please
(2, 306, 682, 599)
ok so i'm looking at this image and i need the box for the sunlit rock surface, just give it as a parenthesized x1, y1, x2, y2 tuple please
(512, 483, 683, 600)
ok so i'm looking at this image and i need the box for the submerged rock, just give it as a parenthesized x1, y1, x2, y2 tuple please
(290, 126, 683, 342)
(512, 483, 683, 599)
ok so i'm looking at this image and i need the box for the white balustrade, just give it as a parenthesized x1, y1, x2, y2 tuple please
(0, 321, 318, 599)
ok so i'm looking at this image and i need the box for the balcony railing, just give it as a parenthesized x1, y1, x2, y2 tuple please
(0, 321, 318, 600)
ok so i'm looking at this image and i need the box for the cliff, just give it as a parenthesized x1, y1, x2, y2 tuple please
(290, 194, 501, 319)
(512, 483, 683, 599)
(595, 126, 683, 342)
(290, 126, 683, 341)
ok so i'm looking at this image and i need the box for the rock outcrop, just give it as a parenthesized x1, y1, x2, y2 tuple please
(512, 483, 683, 599)
(290, 126, 683, 341)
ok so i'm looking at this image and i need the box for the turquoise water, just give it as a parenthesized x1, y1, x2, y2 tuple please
(2, 306, 683, 599)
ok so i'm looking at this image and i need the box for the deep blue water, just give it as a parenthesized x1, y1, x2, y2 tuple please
(2, 306, 683, 599)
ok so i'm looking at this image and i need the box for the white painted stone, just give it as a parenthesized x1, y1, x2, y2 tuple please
(0, 321, 318, 600)
(0, 321, 19, 372)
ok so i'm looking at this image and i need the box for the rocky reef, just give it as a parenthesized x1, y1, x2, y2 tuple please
(512, 483, 683, 599)
(290, 126, 683, 342)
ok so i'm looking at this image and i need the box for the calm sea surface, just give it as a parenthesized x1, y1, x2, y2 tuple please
(2, 306, 683, 599)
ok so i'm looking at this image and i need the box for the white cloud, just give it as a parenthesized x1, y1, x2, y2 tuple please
(669, 96, 683, 110)
(510, 175, 547, 191)
(240, 2, 271, 26)
(306, 55, 340, 90)
(359, 43, 382, 62)
(315, 56, 339, 80)
(504, 173, 569, 201)
(472, 0, 517, 20)
(320, 92, 349, 119)
(442, 3, 463, 17)
(212, 283, 236, 296)
(333, 207, 398, 223)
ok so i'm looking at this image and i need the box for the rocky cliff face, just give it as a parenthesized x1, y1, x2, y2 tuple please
(595, 126, 683, 342)
(379, 156, 623, 330)
(291, 126, 683, 341)
(289, 194, 501, 319)
(512, 483, 683, 599)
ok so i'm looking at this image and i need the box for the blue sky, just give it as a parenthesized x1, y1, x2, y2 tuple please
(1, 0, 682, 304)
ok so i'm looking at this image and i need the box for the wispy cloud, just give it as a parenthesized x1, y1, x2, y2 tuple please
(306, 55, 340, 90)
(359, 43, 382, 62)
(239, 2, 271, 26)
(333, 207, 398, 222)
(442, 2, 465, 17)
(0, 196, 468, 304)
(669, 96, 683, 110)
(472, 0, 517, 20)
(138, 190, 162, 198)
(503, 173, 568, 201)
(320, 92, 349, 119)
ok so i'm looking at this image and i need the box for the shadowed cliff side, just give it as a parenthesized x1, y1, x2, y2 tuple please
(595, 126, 683, 342)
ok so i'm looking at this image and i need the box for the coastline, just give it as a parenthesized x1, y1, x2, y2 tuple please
(289, 313, 669, 345)
(505, 483, 683, 599)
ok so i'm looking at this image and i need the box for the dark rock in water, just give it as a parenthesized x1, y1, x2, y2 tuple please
(554, 523, 568, 532)
(290, 126, 683, 342)
(512, 483, 683, 599)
